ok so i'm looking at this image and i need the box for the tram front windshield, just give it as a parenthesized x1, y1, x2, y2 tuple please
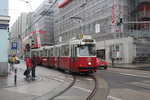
(78, 45, 96, 56)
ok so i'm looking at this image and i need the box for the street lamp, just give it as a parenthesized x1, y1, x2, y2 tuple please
(20, 0, 33, 12)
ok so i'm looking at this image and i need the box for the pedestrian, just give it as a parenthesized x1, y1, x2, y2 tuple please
(10, 55, 16, 70)
(111, 51, 116, 67)
(25, 57, 32, 79)
(111, 57, 115, 67)
(31, 55, 37, 77)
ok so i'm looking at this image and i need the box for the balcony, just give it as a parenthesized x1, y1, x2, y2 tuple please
(0, 15, 10, 29)
(0, 15, 10, 24)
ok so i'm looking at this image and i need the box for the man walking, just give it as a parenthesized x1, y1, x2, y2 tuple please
(31, 55, 37, 77)
(10, 55, 16, 70)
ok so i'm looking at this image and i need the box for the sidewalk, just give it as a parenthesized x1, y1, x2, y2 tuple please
(111, 63, 150, 71)
(0, 61, 66, 100)
(0, 63, 41, 88)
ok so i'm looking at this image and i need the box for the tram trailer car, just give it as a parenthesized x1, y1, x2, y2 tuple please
(31, 35, 97, 73)
(31, 48, 43, 65)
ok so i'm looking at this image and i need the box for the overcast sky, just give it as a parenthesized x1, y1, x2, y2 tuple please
(9, 0, 45, 26)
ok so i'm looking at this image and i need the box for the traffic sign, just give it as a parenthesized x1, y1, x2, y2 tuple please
(11, 42, 17, 50)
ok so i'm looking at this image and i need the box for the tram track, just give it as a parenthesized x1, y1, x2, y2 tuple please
(86, 75, 98, 100)
(51, 74, 98, 100)
(33, 74, 76, 100)
(50, 75, 76, 100)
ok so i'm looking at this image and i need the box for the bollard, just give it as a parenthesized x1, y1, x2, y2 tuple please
(14, 68, 17, 84)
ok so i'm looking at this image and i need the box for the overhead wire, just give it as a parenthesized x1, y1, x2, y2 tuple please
(24, 0, 58, 33)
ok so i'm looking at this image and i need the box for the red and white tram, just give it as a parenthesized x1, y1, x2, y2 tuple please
(30, 35, 97, 73)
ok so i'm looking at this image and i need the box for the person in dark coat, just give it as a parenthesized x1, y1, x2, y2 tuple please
(31, 55, 37, 77)
(111, 57, 115, 67)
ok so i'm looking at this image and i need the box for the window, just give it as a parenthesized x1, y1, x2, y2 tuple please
(61, 45, 69, 56)
(42, 49, 47, 57)
(109, 44, 123, 59)
(50, 48, 54, 57)
(78, 45, 96, 56)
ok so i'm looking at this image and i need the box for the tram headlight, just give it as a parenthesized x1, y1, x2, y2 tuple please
(88, 62, 91, 65)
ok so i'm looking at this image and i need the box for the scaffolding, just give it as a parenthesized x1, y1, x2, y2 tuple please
(54, 0, 150, 63)
(124, 21, 150, 63)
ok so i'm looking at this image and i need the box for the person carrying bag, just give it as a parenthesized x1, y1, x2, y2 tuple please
(24, 57, 33, 79)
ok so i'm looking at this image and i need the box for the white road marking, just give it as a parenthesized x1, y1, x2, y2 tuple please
(108, 95, 122, 100)
(73, 86, 123, 100)
(73, 86, 91, 92)
(86, 78, 93, 81)
(45, 76, 64, 82)
(119, 73, 150, 78)
(52, 78, 64, 82)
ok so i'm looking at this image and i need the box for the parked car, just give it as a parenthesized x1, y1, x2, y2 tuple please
(8, 57, 20, 64)
(96, 58, 109, 69)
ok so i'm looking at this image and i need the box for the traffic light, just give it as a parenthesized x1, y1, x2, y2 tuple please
(31, 39, 34, 46)
(120, 18, 123, 24)
(117, 18, 123, 26)
(25, 44, 30, 51)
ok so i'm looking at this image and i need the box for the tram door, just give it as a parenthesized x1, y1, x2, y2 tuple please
(70, 46, 76, 70)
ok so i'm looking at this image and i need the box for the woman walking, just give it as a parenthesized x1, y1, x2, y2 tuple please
(25, 57, 32, 79)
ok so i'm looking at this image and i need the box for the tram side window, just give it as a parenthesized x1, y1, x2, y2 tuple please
(47, 50, 49, 57)
(71, 47, 74, 57)
(40, 51, 42, 56)
(42, 50, 47, 57)
(71, 46, 77, 57)
(64, 46, 69, 56)
(31, 51, 34, 57)
(36, 51, 39, 57)
(32, 51, 36, 56)
(48, 50, 50, 57)
(74, 47, 77, 57)
(59, 47, 61, 57)
(62, 45, 69, 56)
(50, 48, 53, 57)
(55, 48, 58, 57)
(61, 47, 64, 56)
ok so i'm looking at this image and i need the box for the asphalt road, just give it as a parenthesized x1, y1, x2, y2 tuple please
(96, 68, 150, 100)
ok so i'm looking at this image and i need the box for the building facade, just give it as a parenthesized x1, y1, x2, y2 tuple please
(54, 0, 150, 64)
(128, 0, 150, 63)
(11, 0, 55, 57)
(30, 1, 54, 45)
(10, 13, 28, 57)
(0, 0, 10, 75)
